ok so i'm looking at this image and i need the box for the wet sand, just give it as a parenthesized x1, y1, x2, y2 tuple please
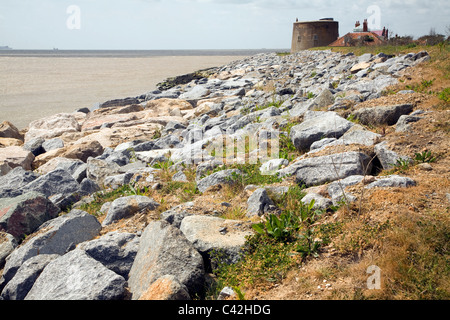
(0, 55, 247, 130)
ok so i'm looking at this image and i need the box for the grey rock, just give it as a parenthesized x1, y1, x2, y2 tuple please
(310, 125, 381, 153)
(0, 192, 60, 241)
(374, 141, 410, 170)
(0, 167, 39, 198)
(279, 152, 372, 187)
(154, 135, 183, 149)
(42, 138, 64, 152)
(136, 149, 175, 164)
(0, 232, 17, 268)
(196, 169, 241, 193)
(395, 114, 422, 132)
(103, 172, 134, 190)
(411, 51, 429, 61)
(264, 185, 290, 200)
(126, 167, 159, 185)
(44, 158, 87, 183)
(0, 121, 23, 141)
(289, 111, 354, 151)
(101, 195, 159, 226)
(301, 193, 332, 210)
(259, 158, 289, 175)
(0, 210, 101, 290)
(99, 97, 140, 109)
(23, 137, 45, 156)
(179, 85, 210, 102)
(160, 206, 192, 229)
(179, 215, 252, 270)
(397, 90, 415, 94)
(104, 151, 131, 167)
(341, 75, 398, 94)
(365, 175, 416, 189)
(75, 107, 90, 114)
(352, 104, 413, 126)
(246, 188, 276, 217)
(128, 220, 205, 300)
(358, 53, 373, 63)
(310, 89, 335, 109)
(140, 275, 191, 300)
(1, 254, 59, 300)
(86, 157, 121, 185)
(118, 161, 147, 174)
(0, 162, 12, 177)
(24, 249, 126, 300)
(327, 175, 365, 204)
(337, 126, 381, 146)
(217, 286, 236, 300)
(22, 168, 81, 199)
(310, 138, 337, 151)
(164, 121, 187, 133)
(195, 159, 224, 181)
(79, 178, 101, 195)
(172, 171, 188, 182)
(79, 231, 140, 279)
(114, 140, 152, 153)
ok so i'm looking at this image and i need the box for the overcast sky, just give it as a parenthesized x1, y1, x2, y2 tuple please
(0, 0, 448, 50)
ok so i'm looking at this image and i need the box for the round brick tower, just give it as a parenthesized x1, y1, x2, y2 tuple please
(291, 18, 339, 52)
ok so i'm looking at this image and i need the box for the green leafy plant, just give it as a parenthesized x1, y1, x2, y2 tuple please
(210, 233, 299, 290)
(298, 199, 317, 225)
(406, 79, 435, 94)
(331, 81, 340, 89)
(227, 162, 283, 187)
(151, 160, 175, 169)
(296, 228, 322, 258)
(306, 92, 315, 99)
(414, 150, 437, 163)
(438, 87, 450, 103)
(252, 211, 300, 243)
(232, 286, 246, 300)
(391, 158, 412, 173)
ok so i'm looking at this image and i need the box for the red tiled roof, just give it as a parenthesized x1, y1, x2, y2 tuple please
(371, 30, 384, 37)
(329, 32, 387, 47)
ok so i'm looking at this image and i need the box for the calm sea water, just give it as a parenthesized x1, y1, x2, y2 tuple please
(0, 49, 285, 58)
(0, 49, 287, 130)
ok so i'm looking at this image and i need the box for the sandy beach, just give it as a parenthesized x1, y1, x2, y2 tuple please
(0, 55, 247, 130)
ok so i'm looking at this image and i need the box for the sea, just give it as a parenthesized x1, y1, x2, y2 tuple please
(0, 49, 287, 130)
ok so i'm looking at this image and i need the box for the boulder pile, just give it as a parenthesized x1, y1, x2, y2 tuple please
(0, 49, 428, 300)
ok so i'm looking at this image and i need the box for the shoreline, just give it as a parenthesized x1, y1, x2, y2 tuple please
(0, 49, 287, 58)
(1, 54, 256, 130)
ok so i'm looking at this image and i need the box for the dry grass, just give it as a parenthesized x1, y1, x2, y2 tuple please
(234, 44, 450, 301)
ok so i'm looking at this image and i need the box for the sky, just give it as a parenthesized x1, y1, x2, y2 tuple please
(0, 0, 449, 50)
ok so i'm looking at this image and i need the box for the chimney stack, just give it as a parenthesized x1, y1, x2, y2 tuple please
(355, 21, 360, 28)
(363, 19, 368, 32)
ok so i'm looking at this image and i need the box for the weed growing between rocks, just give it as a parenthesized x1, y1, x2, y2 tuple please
(208, 186, 335, 298)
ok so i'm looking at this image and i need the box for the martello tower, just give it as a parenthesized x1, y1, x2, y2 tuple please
(291, 18, 339, 52)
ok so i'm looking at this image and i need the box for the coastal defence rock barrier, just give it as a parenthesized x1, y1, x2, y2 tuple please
(0, 49, 429, 300)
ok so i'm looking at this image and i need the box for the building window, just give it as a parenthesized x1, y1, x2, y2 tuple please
(298, 36, 302, 42)
(313, 34, 319, 40)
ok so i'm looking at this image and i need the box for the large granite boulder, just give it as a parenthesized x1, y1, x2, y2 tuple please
(0, 192, 60, 240)
(128, 220, 204, 300)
